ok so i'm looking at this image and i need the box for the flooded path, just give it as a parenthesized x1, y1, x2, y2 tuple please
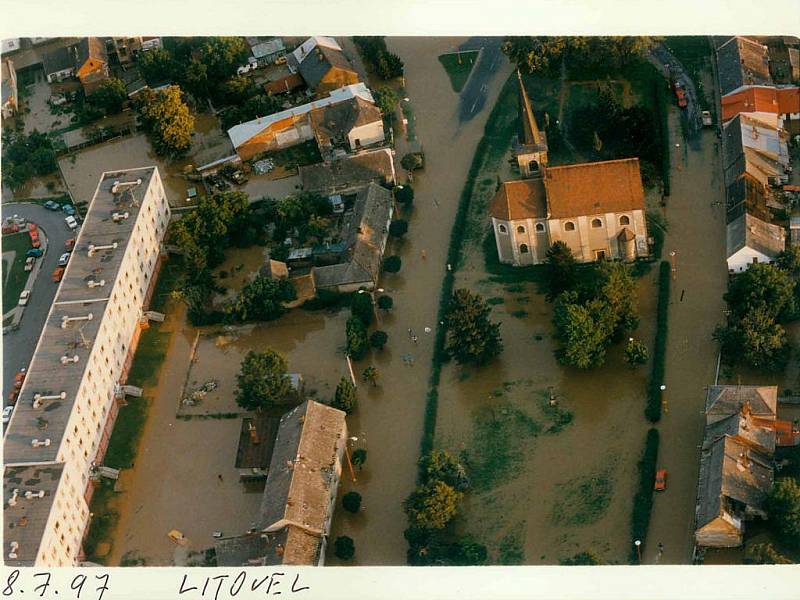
(327, 37, 514, 564)
(643, 109, 728, 562)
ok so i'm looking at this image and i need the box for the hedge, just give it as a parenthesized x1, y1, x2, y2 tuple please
(629, 427, 660, 563)
(645, 261, 670, 422)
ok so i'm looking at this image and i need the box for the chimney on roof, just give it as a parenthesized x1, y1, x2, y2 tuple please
(248, 421, 260, 445)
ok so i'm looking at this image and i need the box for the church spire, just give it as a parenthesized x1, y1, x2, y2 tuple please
(517, 69, 542, 146)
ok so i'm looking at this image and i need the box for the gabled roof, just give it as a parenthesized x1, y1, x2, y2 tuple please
(290, 36, 356, 90)
(310, 96, 382, 147)
(716, 36, 772, 96)
(258, 400, 346, 539)
(299, 147, 395, 194)
(705, 385, 778, 420)
(41, 46, 74, 75)
(517, 70, 546, 150)
(543, 158, 645, 219)
(703, 411, 776, 455)
(488, 179, 547, 221)
(721, 86, 800, 121)
(74, 37, 106, 69)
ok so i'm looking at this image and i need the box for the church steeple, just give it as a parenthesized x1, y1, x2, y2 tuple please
(514, 70, 548, 178)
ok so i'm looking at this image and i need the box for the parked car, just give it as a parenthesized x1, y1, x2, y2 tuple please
(52, 267, 65, 282)
(672, 82, 688, 108)
(43, 200, 60, 211)
(65, 238, 75, 250)
(58, 252, 71, 267)
(654, 468, 668, 491)
(701, 110, 713, 127)
(2, 406, 13, 425)
(65, 216, 78, 231)
(26, 248, 43, 258)
(7, 389, 19, 405)
(18, 290, 31, 306)
(13, 368, 26, 390)
(24, 257, 35, 272)
(62, 204, 76, 216)
(29, 233, 41, 248)
(2, 221, 19, 234)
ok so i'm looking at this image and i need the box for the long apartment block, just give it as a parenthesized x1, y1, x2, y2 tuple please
(3, 167, 170, 566)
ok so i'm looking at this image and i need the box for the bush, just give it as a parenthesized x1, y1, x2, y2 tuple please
(370, 330, 388, 350)
(766, 477, 800, 547)
(377, 295, 394, 310)
(332, 377, 357, 414)
(394, 185, 414, 204)
(373, 86, 399, 115)
(383, 255, 402, 273)
(645, 261, 670, 422)
(350, 291, 374, 327)
(346, 316, 369, 360)
(353, 36, 404, 79)
(342, 491, 362, 513)
(630, 428, 659, 563)
(334, 536, 355, 560)
(389, 219, 409, 237)
(625, 338, 649, 367)
(401, 153, 424, 171)
(235, 350, 290, 411)
(352, 447, 367, 467)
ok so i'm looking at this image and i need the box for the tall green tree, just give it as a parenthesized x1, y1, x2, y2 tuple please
(419, 450, 469, 491)
(766, 477, 800, 547)
(725, 263, 797, 322)
(137, 47, 176, 85)
(228, 276, 296, 322)
(332, 377, 357, 414)
(404, 480, 462, 530)
(544, 241, 577, 300)
(346, 316, 369, 360)
(444, 289, 503, 366)
(89, 78, 128, 114)
(553, 294, 609, 369)
(744, 543, 792, 564)
(350, 292, 374, 327)
(235, 350, 291, 411)
(135, 86, 194, 157)
(373, 86, 399, 115)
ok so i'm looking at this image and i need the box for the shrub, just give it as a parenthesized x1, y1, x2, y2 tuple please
(401, 153, 424, 171)
(332, 377, 357, 414)
(646, 261, 670, 422)
(373, 86, 399, 115)
(350, 291, 374, 327)
(445, 289, 503, 366)
(389, 219, 409, 238)
(352, 447, 367, 467)
(346, 316, 369, 360)
(377, 295, 394, 310)
(334, 536, 355, 560)
(383, 255, 402, 273)
(404, 480, 462, 530)
(418, 450, 469, 491)
(394, 185, 414, 204)
(766, 477, 800, 547)
(630, 428, 659, 563)
(625, 338, 649, 367)
(342, 491, 362, 513)
(370, 330, 388, 350)
(235, 350, 290, 411)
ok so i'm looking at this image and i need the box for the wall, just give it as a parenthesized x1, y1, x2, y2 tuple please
(348, 121, 385, 151)
(727, 247, 774, 273)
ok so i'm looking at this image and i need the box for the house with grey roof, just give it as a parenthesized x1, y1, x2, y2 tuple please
(246, 37, 286, 67)
(288, 36, 359, 95)
(310, 96, 385, 159)
(705, 385, 778, 423)
(716, 36, 772, 97)
(215, 400, 347, 566)
(299, 147, 396, 195)
(41, 37, 108, 94)
(312, 182, 394, 293)
(726, 212, 785, 273)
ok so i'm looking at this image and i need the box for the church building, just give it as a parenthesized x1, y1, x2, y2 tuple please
(489, 72, 651, 266)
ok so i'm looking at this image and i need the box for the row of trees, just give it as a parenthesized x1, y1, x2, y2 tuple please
(404, 450, 486, 565)
(714, 248, 800, 372)
(353, 37, 404, 80)
(1, 129, 58, 190)
(501, 37, 658, 76)
(549, 247, 640, 369)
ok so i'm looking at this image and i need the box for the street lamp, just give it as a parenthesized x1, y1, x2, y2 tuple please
(669, 250, 677, 281)
(344, 437, 359, 483)
(634, 539, 642, 564)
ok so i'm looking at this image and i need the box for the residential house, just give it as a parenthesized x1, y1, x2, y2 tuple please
(715, 37, 773, 97)
(227, 83, 375, 161)
(299, 147, 396, 195)
(234, 414, 281, 481)
(2, 39, 21, 54)
(246, 37, 286, 67)
(111, 37, 162, 66)
(312, 182, 394, 293)
(489, 72, 649, 266)
(288, 36, 359, 95)
(309, 95, 385, 159)
(215, 400, 347, 566)
(726, 212, 785, 273)
(721, 86, 800, 135)
(42, 38, 109, 95)
(2, 57, 18, 119)
(694, 385, 798, 548)
(723, 113, 790, 192)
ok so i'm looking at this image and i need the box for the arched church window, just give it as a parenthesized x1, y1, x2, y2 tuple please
(591, 218, 603, 228)
(564, 221, 576, 231)
(519, 244, 529, 254)
(619, 215, 630, 226)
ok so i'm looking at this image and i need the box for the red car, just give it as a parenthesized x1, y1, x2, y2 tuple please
(7, 390, 19, 405)
(672, 82, 688, 108)
(65, 238, 75, 251)
(52, 267, 65, 282)
(654, 469, 668, 491)
(13, 369, 26, 390)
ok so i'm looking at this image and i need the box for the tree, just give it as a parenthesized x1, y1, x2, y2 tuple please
(401, 153, 424, 172)
(331, 377, 357, 414)
(334, 536, 355, 560)
(625, 338, 649, 367)
(404, 480, 462, 530)
(389, 219, 409, 238)
(744, 543, 792, 564)
(135, 86, 194, 158)
(350, 292, 374, 327)
(352, 448, 367, 468)
(346, 316, 369, 360)
(373, 86, 398, 115)
(376, 52, 404, 79)
(228, 276, 296, 322)
(377, 295, 394, 311)
(223, 75, 258, 105)
(342, 491, 362, 513)
(444, 289, 503, 366)
(362, 366, 379, 386)
(89, 78, 128, 114)
(725, 263, 796, 322)
(544, 241, 577, 300)
(715, 308, 790, 373)
(137, 47, 175, 85)
(383, 255, 402, 273)
(235, 350, 290, 411)
(370, 330, 388, 350)
(184, 59, 210, 99)
(394, 185, 414, 204)
(553, 294, 608, 369)
(766, 477, 800, 547)
(501, 37, 569, 74)
(419, 450, 469, 491)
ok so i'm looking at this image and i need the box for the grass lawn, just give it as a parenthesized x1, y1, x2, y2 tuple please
(438, 51, 480, 93)
(126, 326, 171, 388)
(2, 232, 33, 312)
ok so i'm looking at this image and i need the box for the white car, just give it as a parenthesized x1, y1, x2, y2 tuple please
(58, 252, 71, 267)
(65, 215, 78, 231)
(2, 406, 13, 425)
(18, 290, 31, 306)
(24, 257, 35, 271)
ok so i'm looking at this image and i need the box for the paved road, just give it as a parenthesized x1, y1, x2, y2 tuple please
(2, 203, 72, 406)
(649, 43, 703, 143)
(457, 37, 505, 123)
